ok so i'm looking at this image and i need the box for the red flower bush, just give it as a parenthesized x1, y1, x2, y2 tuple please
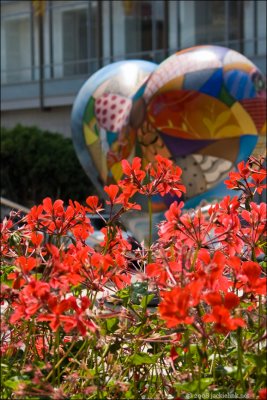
(1, 155, 266, 399)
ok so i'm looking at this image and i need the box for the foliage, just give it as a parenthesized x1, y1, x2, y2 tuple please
(1, 154, 266, 399)
(0, 125, 95, 207)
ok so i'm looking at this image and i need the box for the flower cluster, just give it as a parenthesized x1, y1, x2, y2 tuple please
(119, 155, 186, 198)
(225, 155, 267, 204)
(1, 155, 266, 400)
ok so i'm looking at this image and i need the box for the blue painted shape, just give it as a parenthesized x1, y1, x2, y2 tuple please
(106, 131, 118, 146)
(199, 68, 223, 98)
(183, 69, 217, 92)
(224, 70, 256, 101)
(133, 80, 149, 101)
(236, 134, 258, 163)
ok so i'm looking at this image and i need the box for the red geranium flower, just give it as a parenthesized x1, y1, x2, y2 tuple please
(159, 286, 196, 328)
(203, 305, 246, 333)
(85, 196, 104, 213)
(258, 388, 267, 400)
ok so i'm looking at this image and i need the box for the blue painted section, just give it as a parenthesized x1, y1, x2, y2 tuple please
(106, 131, 118, 146)
(183, 69, 217, 91)
(199, 68, 223, 97)
(224, 70, 256, 100)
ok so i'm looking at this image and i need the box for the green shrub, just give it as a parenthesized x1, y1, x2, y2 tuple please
(1, 124, 95, 207)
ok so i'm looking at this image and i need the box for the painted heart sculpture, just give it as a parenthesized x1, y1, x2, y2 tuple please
(71, 45, 266, 211)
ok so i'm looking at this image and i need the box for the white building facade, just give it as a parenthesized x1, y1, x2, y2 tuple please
(1, 0, 266, 137)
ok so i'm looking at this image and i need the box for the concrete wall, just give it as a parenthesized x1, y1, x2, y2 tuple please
(1, 105, 73, 138)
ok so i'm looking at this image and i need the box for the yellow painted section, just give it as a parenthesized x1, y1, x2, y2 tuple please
(231, 102, 257, 135)
(111, 163, 123, 182)
(157, 76, 184, 94)
(83, 123, 98, 145)
(260, 121, 266, 134)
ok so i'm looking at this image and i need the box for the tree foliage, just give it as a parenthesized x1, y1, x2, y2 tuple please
(1, 125, 95, 207)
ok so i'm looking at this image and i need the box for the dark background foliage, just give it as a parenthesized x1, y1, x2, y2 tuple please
(1, 125, 96, 207)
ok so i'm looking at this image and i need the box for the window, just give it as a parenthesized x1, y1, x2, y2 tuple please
(228, 1, 243, 51)
(62, 9, 88, 76)
(154, 1, 166, 62)
(124, 1, 153, 59)
(112, 0, 166, 62)
(243, 1, 255, 56)
(195, 0, 226, 45)
(52, 1, 98, 79)
(2, 16, 31, 83)
(1, 1, 33, 84)
(257, 0, 266, 55)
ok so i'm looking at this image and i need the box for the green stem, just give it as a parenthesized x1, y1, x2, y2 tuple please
(210, 346, 217, 381)
(127, 302, 143, 320)
(237, 328, 245, 393)
(59, 339, 88, 379)
(94, 344, 101, 398)
(197, 337, 207, 394)
(215, 335, 224, 364)
(53, 329, 60, 386)
(90, 289, 99, 309)
(191, 248, 199, 270)
(21, 320, 33, 368)
(45, 339, 77, 381)
(184, 329, 195, 380)
(148, 195, 153, 263)
(258, 295, 263, 352)
(197, 364, 202, 394)
(141, 293, 148, 320)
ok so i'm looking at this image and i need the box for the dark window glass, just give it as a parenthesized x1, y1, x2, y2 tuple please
(124, 0, 167, 62)
(124, 1, 152, 58)
(62, 9, 88, 76)
(195, 0, 225, 44)
(228, 1, 243, 51)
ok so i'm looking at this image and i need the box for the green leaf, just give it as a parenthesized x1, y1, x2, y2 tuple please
(0, 265, 16, 286)
(88, 368, 96, 377)
(246, 352, 267, 373)
(128, 352, 160, 366)
(106, 317, 119, 333)
(4, 379, 20, 390)
(116, 287, 131, 300)
(8, 232, 21, 246)
(140, 293, 155, 308)
(175, 378, 213, 393)
(124, 390, 135, 399)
